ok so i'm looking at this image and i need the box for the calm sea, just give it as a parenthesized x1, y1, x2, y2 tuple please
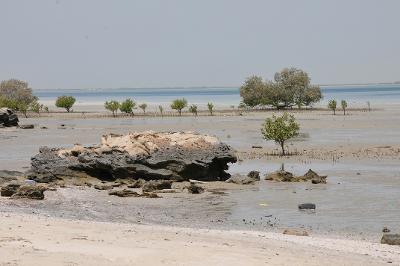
(33, 84, 400, 108)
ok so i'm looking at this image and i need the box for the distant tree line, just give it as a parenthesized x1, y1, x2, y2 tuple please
(240, 68, 323, 109)
(103, 98, 215, 117)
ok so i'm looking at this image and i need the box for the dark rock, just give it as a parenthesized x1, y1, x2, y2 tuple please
(19, 124, 34, 129)
(0, 108, 19, 127)
(108, 189, 139, 197)
(383, 227, 391, 233)
(142, 180, 172, 192)
(225, 174, 255, 185)
(1, 183, 21, 197)
(302, 169, 327, 184)
(381, 234, 400, 245)
(109, 189, 160, 198)
(186, 183, 204, 194)
(298, 203, 316, 210)
(251, 145, 262, 149)
(94, 184, 113, 190)
(11, 185, 46, 200)
(283, 229, 309, 236)
(247, 171, 260, 181)
(141, 192, 161, 198)
(40, 126, 48, 129)
(27, 132, 237, 183)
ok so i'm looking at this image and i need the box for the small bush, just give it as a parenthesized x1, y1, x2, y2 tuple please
(171, 98, 188, 116)
(56, 96, 76, 112)
(104, 100, 120, 117)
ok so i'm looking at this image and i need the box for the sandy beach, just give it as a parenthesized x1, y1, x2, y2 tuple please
(1, 212, 399, 266)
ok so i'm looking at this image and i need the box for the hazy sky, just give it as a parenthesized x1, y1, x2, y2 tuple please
(1, 0, 399, 89)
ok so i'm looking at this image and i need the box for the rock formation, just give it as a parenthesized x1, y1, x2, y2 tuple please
(0, 108, 19, 127)
(265, 169, 327, 183)
(1, 183, 46, 200)
(226, 171, 260, 185)
(27, 131, 237, 183)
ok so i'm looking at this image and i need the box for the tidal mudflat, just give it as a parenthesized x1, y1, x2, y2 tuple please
(1, 107, 400, 265)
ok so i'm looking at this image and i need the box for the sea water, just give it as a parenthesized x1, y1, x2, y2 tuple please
(33, 84, 400, 109)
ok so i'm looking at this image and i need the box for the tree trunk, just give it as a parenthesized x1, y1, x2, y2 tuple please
(280, 141, 285, 156)
(333, 109, 336, 115)
(179, 110, 182, 116)
(343, 109, 346, 115)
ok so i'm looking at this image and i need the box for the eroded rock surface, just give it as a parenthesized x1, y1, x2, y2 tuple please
(27, 131, 237, 183)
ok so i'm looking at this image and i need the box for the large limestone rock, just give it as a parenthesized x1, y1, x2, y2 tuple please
(0, 108, 19, 127)
(27, 131, 237, 183)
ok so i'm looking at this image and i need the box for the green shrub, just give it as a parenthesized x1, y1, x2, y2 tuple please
(120, 98, 136, 115)
(104, 100, 120, 117)
(189, 104, 198, 116)
(55, 96, 76, 112)
(261, 112, 300, 155)
(328, 100, 337, 115)
(171, 98, 188, 116)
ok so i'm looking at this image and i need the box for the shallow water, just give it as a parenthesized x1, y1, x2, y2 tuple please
(226, 160, 400, 240)
(34, 84, 400, 109)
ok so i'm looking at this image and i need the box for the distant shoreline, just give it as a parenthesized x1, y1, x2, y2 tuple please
(32, 82, 400, 91)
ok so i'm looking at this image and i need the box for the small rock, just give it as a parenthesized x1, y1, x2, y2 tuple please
(226, 174, 255, 185)
(283, 229, 309, 236)
(301, 169, 327, 184)
(186, 183, 204, 194)
(298, 203, 316, 210)
(265, 170, 294, 182)
(383, 227, 391, 233)
(1, 183, 21, 197)
(141, 192, 161, 198)
(19, 124, 34, 129)
(251, 145, 262, 149)
(142, 180, 172, 192)
(127, 179, 145, 188)
(94, 184, 113, 190)
(11, 185, 47, 200)
(108, 189, 139, 197)
(0, 108, 19, 127)
(247, 171, 260, 181)
(381, 234, 400, 245)
(40, 126, 48, 129)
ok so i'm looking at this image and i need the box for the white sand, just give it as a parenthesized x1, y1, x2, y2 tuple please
(0, 213, 399, 266)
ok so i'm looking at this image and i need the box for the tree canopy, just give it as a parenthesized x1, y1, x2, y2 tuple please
(328, 99, 337, 115)
(189, 104, 198, 116)
(104, 100, 120, 117)
(261, 112, 300, 155)
(0, 79, 38, 117)
(139, 103, 147, 114)
(120, 98, 136, 114)
(240, 68, 322, 109)
(55, 95, 76, 112)
(170, 98, 187, 116)
(341, 100, 347, 115)
(207, 102, 214, 115)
